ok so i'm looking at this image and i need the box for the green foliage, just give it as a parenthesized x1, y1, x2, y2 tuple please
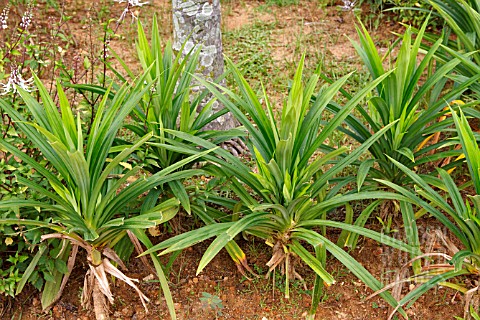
(0, 1, 75, 83)
(328, 17, 475, 188)
(200, 292, 224, 318)
(0, 233, 69, 297)
(0, 1, 76, 299)
(0, 251, 28, 297)
(425, 0, 480, 98)
(141, 56, 420, 319)
(0, 73, 211, 318)
(73, 15, 239, 214)
(360, 0, 433, 27)
(2, 4, 480, 319)
(266, 0, 299, 6)
(377, 108, 480, 318)
(126, 16, 240, 181)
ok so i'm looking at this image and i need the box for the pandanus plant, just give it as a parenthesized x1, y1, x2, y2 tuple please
(141, 56, 420, 319)
(72, 16, 242, 215)
(0, 74, 210, 319)
(326, 17, 478, 190)
(425, 0, 480, 96)
(377, 108, 480, 319)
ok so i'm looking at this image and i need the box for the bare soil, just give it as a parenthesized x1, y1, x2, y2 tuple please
(3, 218, 464, 320)
(0, 0, 468, 319)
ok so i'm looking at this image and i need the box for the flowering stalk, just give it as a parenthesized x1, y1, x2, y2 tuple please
(340, 0, 357, 11)
(0, 4, 9, 30)
(115, 0, 149, 22)
(1, 2, 34, 63)
(19, 4, 33, 30)
(71, 0, 149, 85)
(0, 65, 34, 95)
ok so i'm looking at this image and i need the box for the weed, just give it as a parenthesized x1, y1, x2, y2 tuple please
(200, 292, 224, 318)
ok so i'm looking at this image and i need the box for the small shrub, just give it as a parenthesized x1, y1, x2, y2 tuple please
(359, 0, 434, 27)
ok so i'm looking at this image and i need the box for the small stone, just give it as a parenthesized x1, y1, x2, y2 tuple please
(192, 277, 199, 284)
(52, 305, 63, 318)
(133, 309, 146, 320)
(122, 306, 134, 317)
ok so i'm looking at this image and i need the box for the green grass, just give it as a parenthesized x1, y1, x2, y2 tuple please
(267, 0, 300, 5)
(223, 21, 278, 89)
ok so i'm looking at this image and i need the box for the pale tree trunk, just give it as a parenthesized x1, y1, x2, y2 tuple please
(172, 0, 237, 131)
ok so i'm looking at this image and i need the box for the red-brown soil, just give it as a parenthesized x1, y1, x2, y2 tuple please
(0, 0, 469, 319)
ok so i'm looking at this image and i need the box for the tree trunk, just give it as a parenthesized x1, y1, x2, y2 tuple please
(172, 0, 236, 131)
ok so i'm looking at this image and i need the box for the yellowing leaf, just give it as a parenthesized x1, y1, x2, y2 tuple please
(119, 162, 132, 170)
(5, 237, 13, 246)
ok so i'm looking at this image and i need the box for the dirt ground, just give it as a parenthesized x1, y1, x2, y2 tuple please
(0, 0, 469, 319)
(4, 218, 464, 320)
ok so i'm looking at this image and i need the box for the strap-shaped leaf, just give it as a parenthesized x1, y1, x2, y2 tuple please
(296, 229, 407, 318)
(357, 159, 375, 192)
(290, 239, 335, 285)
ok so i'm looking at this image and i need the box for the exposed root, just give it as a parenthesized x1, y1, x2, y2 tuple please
(81, 258, 150, 320)
(379, 199, 400, 221)
(464, 285, 480, 320)
(102, 258, 150, 312)
(265, 241, 307, 295)
(127, 231, 156, 275)
(93, 281, 110, 320)
(265, 242, 286, 277)
(37, 234, 150, 320)
(81, 269, 95, 310)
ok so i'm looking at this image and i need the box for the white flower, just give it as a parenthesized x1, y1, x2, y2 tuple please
(0, 5, 9, 30)
(1, 66, 34, 95)
(114, 0, 149, 7)
(114, 0, 148, 23)
(19, 9, 33, 30)
(115, 0, 148, 22)
(339, 0, 356, 11)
